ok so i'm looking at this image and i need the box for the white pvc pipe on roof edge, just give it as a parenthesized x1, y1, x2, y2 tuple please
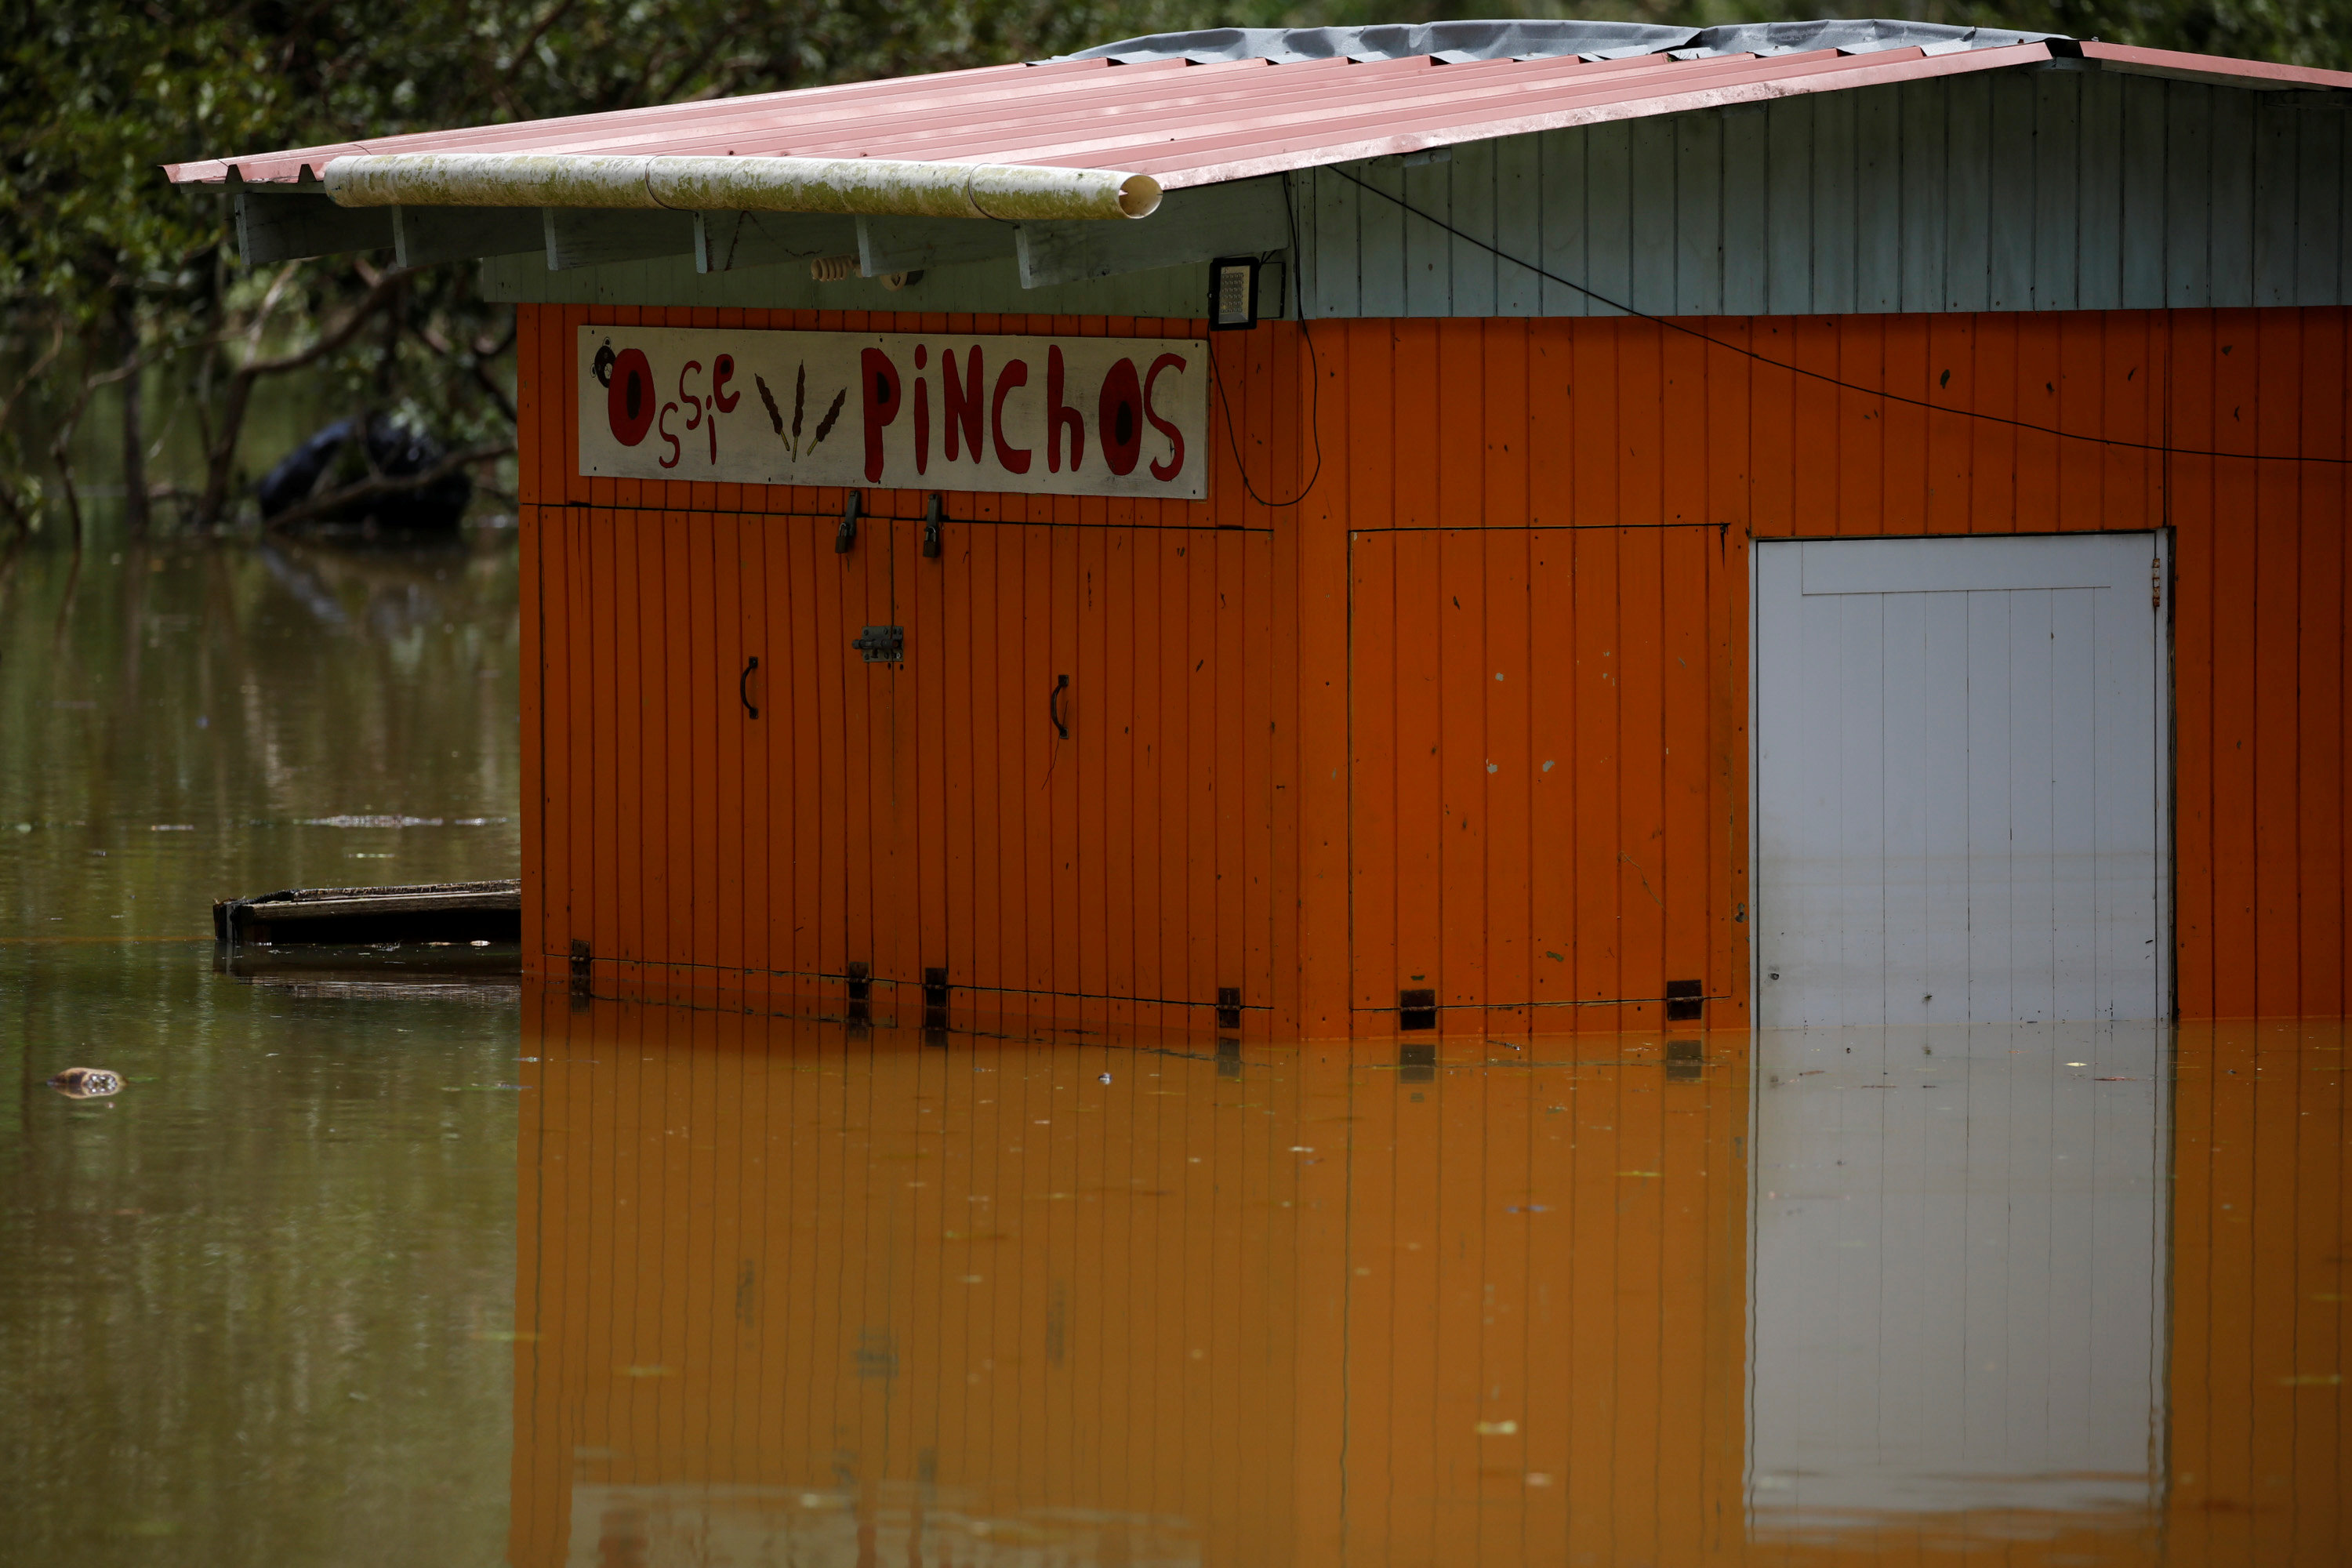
(321, 153, 1162, 221)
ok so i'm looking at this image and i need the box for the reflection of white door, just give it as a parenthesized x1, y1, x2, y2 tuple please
(1746, 1023, 2169, 1530)
(1753, 534, 2169, 1028)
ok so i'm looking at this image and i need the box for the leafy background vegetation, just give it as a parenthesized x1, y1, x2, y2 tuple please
(3, 0, 2343, 539)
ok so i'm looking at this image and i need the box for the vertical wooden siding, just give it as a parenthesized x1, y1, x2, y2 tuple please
(1297, 74, 2352, 320)
(520, 304, 2352, 1029)
(517, 306, 1298, 1033)
(1316, 309, 2350, 1030)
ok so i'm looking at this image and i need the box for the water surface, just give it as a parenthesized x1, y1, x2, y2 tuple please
(2, 534, 524, 1566)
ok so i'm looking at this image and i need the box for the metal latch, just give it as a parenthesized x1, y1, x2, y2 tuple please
(852, 625, 903, 662)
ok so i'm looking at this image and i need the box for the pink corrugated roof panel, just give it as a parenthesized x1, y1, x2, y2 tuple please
(165, 40, 2352, 191)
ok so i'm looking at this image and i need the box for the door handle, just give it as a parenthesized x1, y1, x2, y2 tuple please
(1050, 673, 1069, 739)
(739, 655, 760, 719)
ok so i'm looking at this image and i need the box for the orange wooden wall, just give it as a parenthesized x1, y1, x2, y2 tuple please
(517, 303, 2352, 1029)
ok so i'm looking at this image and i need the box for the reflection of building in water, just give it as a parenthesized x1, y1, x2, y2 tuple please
(509, 996, 2345, 1567)
(508, 994, 1750, 1566)
(1748, 1024, 2168, 1530)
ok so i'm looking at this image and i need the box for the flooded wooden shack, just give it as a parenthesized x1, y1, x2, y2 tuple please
(162, 19, 2352, 1039)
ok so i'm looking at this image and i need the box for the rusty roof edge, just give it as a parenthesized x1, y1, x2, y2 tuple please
(2077, 40, 2352, 92)
(1057, 18, 2066, 67)
(160, 56, 1105, 187)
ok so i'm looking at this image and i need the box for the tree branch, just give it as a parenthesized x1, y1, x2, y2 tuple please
(503, 0, 581, 83)
(414, 310, 518, 423)
(194, 266, 411, 527)
(0, 316, 68, 431)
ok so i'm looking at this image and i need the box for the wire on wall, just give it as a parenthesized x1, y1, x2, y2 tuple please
(1327, 165, 2352, 468)
(1208, 178, 1327, 510)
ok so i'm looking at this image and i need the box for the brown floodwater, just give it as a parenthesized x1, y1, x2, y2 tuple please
(501, 1004, 2345, 1568)
(2, 533, 524, 1566)
(3, 535, 2345, 1566)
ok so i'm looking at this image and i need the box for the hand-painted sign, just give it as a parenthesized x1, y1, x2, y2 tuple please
(579, 326, 1208, 499)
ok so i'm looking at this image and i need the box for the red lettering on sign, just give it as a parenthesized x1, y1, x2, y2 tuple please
(711, 354, 740, 412)
(991, 360, 1032, 474)
(942, 346, 983, 463)
(608, 348, 655, 446)
(1097, 358, 1144, 477)
(1045, 345, 1085, 473)
(860, 347, 902, 484)
(913, 357, 931, 477)
(1144, 353, 1189, 482)
(657, 402, 682, 469)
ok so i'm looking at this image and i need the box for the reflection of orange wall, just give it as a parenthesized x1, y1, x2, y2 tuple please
(508, 993, 1751, 1566)
(510, 999, 2349, 1565)
(509, 989, 1316, 1566)
(2167, 1023, 2348, 1566)
(519, 306, 2352, 1029)
(1311, 1026, 1748, 1564)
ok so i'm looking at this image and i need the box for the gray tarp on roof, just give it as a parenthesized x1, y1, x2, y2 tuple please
(1062, 19, 2068, 67)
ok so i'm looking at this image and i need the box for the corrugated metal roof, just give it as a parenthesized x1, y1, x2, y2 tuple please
(165, 21, 2352, 194)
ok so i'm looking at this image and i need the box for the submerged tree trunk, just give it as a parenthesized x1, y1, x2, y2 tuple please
(116, 295, 149, 535)
(193, 270, 403, 528)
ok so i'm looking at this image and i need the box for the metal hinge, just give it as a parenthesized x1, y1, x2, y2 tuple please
(853, 625, 903, 662)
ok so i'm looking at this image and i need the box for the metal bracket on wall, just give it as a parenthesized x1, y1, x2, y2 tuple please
(852, 625, 903, 662)
(922, 493, 944, 559)
(835, 492, 860, 554)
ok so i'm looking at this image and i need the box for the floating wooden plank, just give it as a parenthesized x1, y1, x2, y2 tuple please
(394, 204, 544, 267)
(214, 878, 522, 947)
(1015, 176, 1289, 288)
(234, 189, 393, 263)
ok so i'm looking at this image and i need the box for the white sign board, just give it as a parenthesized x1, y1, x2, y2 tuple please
(579, 326, 1210, 499)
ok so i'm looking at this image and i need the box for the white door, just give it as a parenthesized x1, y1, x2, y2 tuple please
(1753, 534, 2168, 1027)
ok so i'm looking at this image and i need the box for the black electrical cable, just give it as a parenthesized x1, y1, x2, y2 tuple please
(1328, 165, 2352, 468)
(1209, 183, 1327, 508)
